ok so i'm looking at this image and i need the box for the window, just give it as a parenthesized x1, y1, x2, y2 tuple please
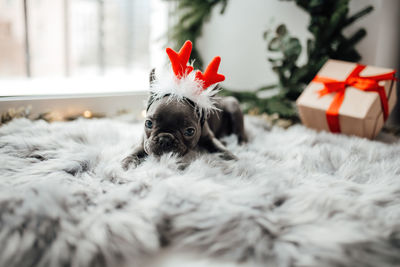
(0, 0, 169, 117)
(1, 0, 152, 78)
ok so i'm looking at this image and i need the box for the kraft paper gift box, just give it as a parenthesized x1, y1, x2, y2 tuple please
(296, 59, 397, 139)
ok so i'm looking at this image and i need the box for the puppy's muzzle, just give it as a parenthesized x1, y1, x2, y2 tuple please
(156, 133, 176, 151)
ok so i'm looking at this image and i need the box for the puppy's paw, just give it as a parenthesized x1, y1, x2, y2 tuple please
(219, 151, 238, 161)
(122, 155, 142, 170)
(238, 133, 248, 145)
(177, 162, 190, 171)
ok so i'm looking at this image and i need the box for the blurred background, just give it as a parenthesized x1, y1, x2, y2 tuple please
(0, 0, 399, 123)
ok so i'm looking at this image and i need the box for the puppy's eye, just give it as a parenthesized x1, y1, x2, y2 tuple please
(184, 127, 195, 137)
(145, 120, 153, 129)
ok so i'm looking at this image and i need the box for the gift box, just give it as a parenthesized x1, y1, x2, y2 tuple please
(296, 59, 397, 139)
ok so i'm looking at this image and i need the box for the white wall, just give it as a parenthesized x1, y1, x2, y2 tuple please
(197, 0, 399, 91)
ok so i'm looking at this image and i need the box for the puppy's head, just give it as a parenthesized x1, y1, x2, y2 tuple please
(143, 96, 203, 157)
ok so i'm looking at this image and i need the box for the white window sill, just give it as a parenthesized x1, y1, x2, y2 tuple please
(0, 71, 149, 97)
(0, 74, 149, 119)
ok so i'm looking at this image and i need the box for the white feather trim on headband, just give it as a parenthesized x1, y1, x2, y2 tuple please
(149, 67, 220, 112)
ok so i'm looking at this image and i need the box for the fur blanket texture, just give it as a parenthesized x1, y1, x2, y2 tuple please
(1, 117, 400, 267)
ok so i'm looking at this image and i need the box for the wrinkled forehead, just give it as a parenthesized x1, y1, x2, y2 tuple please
(147, 97, 199, 125)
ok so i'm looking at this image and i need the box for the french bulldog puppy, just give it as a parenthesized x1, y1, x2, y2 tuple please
(122, 71, 247, 169)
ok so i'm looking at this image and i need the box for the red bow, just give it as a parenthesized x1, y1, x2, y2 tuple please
(313, 64, 396, 133)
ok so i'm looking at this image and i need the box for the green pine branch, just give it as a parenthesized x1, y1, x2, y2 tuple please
(165, 0, 228, 69)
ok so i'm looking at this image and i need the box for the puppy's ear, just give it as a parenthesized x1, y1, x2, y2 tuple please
(147, 68, 156, 111)
(198, 109, 206, 126)
(149, 68, 156, 84)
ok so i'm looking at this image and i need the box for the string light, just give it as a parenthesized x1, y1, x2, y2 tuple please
(83, 110, 92, 118)
(48, 111, 64, 121)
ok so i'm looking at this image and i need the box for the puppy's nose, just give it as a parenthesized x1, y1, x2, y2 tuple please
(158, 135, 173, 149)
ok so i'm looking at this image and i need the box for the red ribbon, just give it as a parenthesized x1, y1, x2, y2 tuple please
(312, 64, 396, 133)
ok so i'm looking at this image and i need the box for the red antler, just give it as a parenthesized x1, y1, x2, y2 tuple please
(195, 56, 225, 89)
(166, 40, 194, 78)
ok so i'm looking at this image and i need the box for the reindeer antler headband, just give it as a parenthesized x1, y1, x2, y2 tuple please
(149, 40, 225, 112)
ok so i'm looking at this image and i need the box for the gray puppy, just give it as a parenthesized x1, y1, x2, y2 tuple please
(122, 70, 247, 169)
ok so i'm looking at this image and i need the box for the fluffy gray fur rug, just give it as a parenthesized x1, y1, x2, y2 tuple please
(1, 117, 400, 267)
